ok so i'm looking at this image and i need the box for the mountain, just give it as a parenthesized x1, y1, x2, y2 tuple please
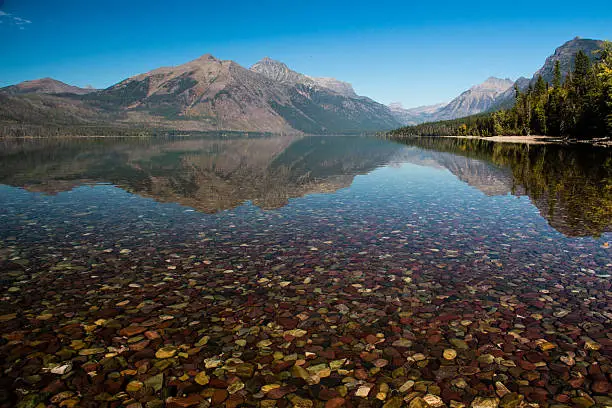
(433, 77, 514, 121)
(533, 37, 603, 84)
(490, 37, 604, 110)
(394, 38, 606, 125)
(489, 77, 530, 110)
(78, 54, 401, 134)
(250, 57, 358, 97)
(0, 55, 400, 135)
(391, 77, 513, 124)
(0, 93, 103, 126)
(85, 54, 297, 133)
(388, 102, 446, 125)
(0, 78, 97, 95)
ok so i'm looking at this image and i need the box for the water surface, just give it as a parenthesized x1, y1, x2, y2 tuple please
(0, 135, 610, 407)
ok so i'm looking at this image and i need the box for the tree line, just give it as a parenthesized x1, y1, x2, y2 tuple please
(390, 41, 612, 139)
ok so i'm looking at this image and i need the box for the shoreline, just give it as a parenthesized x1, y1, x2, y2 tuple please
(442, 135, 562, 145)
(388, 134, 612, 147)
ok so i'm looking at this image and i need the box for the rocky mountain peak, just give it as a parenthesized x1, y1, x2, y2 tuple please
(250, 57, 304, 86)
(186, 53, 221, 67)
(533, 38, 603, 84)
(471, 77, 514, 92)
(250, 58, 358, 98)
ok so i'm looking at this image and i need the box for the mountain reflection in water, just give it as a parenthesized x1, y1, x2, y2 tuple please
(0, 134, 610, 237)
(394, 137, 611, 237)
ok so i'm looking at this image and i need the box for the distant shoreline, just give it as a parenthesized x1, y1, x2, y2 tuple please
(387, 134, 612, 147)
(443, 135, 561, 145)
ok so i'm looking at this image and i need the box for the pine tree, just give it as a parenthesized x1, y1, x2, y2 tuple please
(596, 42, 612, 135)
(553, 60, 562, 90)
(391, 42, 612, 139)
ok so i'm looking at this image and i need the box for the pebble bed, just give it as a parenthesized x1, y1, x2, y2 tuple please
(0, 160, 610, 408)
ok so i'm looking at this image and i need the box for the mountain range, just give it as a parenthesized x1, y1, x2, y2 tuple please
(0, 37, 605, 134)
(1, 55, 401, 135)
(387, 37, 604, 125)
(488, 37, 605, 111)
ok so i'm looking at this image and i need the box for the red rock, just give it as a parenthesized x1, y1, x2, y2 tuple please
(209, 378, 228, 388)
(427, 334, 442, 344)
(325, 398, 346, 408)
(568, 377, 585, 388)
(360, 352, 378, 362)
(555, 394, 571, 403)
(519, 360, 536, 370)
(225, 393, 244, 408)
(129, 339, 150, 351)
(166, 395, 203, 408)
(144, 330, 160, 339)
(267, 386, 297, 399)
(278, 317, 298, 329)
(319, 349, 335, 359)
(365, 334, 378, 344)
(212, 389, 229, 404)
(82, 362, 99, 373)
(42, 379, 66, 394)
(272, 360, 294, 373)
(592, 380, 609, 394)
(119, 326, 146, 337)
(318, 389, 340, 400)
(354, 369, 368, 380)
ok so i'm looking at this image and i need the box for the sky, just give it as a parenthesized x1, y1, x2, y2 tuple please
(1, 0, 611, 108)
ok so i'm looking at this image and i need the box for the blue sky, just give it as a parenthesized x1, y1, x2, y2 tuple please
(1, 0, 611, 107)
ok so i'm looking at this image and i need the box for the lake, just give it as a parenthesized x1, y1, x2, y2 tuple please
(0, 135, 610, 407)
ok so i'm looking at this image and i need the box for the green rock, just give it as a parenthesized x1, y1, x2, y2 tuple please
(94, 392, 114, 402)
(291, 396, 314, 408)
(24, 375, 41, 384)
(428, 384, 441, 395)
(145, 373, 164, 392)
(228, 381, 245, 394)
(56, 348, 75, 360)
(16, 394, 42, 408)
(383, 396, 404, 408)
(392, 367, 406, 378)
(291, 364, 311, 381)
(471, 397, 499, 408)
(126, 380, 143, 392)
(146, 399, 164, 408)
(409, 397, 428, 408)
(195, 336, 210, 347)
(154, 359, 174, 371)
(195, 371, 209, 385)
(235, 363, 255, 379)
(450, 338, 469, 350)
(478, 354, 495, 365)
(570, 397, 594, 408)
(78, 348, 105, 356)
(155, 346, 177, 359)
(414, 381, 429, 392)
(499, 393, 523, 408)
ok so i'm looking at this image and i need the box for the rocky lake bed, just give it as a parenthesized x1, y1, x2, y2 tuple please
(0, 135, 610, 408)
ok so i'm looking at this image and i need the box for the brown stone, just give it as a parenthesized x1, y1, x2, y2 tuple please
(119, 326, 146, 337)
(212, 389, 228, 405)
(166, 395, 203, 408)
(325, 398, 345, 408)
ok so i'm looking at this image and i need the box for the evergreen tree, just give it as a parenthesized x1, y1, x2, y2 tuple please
(390, 42, 612, 139)
(553, 60, 562, 90)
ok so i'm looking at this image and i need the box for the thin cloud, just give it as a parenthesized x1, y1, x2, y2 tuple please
(0, 10, 32, 29)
